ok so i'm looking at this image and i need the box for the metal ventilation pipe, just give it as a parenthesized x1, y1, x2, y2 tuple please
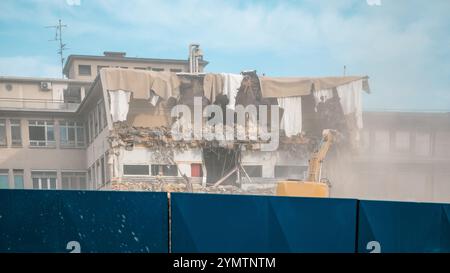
(189, 44, 202, 74)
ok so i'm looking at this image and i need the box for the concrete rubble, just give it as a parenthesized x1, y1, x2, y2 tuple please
(108, 180, 275, 195)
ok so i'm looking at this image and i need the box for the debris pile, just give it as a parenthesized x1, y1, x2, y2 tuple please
(108, 180, 276, 195)
(108, 121, 281, 152)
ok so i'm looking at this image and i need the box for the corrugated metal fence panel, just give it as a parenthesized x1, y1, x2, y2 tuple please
(0, 190, 168, 253)
(171, 193, 357, 253)
(357, 200, 450, 253)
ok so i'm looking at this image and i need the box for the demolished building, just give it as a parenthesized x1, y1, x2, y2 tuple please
(84, 67, 369, 194)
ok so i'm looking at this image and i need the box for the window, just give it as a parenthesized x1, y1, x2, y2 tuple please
(93, 109, 98, 137)
(98, 101, 107, 129)
(191, 163, 203, 177)
(0, 120, 6, 146)
(102, 105, 107, 129)
(435, 132, 450, 157)
(60, 121, 85, 148)
(96, 161, 101, 188)
(89, 165, 96, 189)
(87, 168, 92, 189)
(242, 165, 263, 177)
(100, 157, 105, 186)
(89, 165, 97, 189)
(97, 102, 104, 131)
(31, 171, 57, 190)
(170, 68, 182, 73)
(105, 155, 111, 183)
(374, 130, 390, 154)
(10, 120, 22, 146)
(123, 165, 149, 175)
(415, 132, 431, 156)
(0, 169, 9, 189)
(151, 165, 177, 176)
(274, 165, 308, 179)
(64, 86, 82, 103)
(134, 67, 146, 70)
(28, 120, 55, 147)
(151, 68, 164, 72)
(13, 169, 24, 189)
(88, 113, 94, 143)
(394, 131, 410, 152)
(61, 172, 87, 190)
(85, 116, 90, 144)
(78, 65, 92, 76)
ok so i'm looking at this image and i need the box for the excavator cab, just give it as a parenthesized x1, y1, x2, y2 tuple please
(276, 180, 330, 198)
(276, 129, 338, 198)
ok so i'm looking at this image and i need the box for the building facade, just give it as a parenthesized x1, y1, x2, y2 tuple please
(63, 51, 208, 81)
(349, 111, 450, 202)
(0, 51, 208, 190)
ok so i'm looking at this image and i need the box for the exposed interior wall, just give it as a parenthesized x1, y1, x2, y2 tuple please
(118, 146, 203, 179)
(203, 147, 237, 185)
(126, 99, 171, 127)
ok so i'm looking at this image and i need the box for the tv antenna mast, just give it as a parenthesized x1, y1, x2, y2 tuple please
(46, 19, 68, 78)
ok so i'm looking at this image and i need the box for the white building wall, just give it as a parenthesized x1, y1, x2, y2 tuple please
(241, 150, 309, 178)
(119, 147, 203, 179)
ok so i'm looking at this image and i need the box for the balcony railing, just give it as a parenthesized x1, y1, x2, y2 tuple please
(0, 98, 79, 112)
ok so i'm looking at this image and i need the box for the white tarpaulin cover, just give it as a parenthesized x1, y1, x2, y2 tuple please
(221, 73, 243, 110)
(277, 96, 303, 137)
(109, 90, 131, 122)
(337, 79, 364, 129)
(100, 68, 180, 100)
(259, 75, 369, 98)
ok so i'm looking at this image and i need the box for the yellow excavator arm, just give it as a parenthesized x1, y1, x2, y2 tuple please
(306, 129, 336, 182)
(276, 129, 338, 198)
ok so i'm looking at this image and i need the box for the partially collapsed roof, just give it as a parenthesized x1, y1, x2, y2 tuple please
(259, 76, 370, 98)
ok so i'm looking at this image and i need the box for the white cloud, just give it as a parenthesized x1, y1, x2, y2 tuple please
(66, 0, 81, 6)
(366, 0, 381, 6)
(0, 0, 449, 110)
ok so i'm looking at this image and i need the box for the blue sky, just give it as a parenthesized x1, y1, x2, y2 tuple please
(0, 0, 449, 111)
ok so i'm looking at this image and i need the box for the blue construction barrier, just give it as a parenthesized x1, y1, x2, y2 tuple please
(0, 190, 168, 253)
(170, 193, 358, 253)
(357, 200, 450, 253)
(2, 189, 450, 253)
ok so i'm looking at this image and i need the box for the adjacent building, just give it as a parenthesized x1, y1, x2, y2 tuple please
(350, 111, 450, 203)
(0, 50, 208, 190)
(63, 51, 208, 81)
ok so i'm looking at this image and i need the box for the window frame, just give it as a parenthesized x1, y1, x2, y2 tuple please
(123, 164, 150, 176)
(242, 165, 263, 178)
(61, 171, 87, 190)
(28, 120, 56, 147)
(10, 119, 22, 147)
(0, 119, 7, 147)
(59, 120, 85, 148)
(31, 171, 57, 190)
(13, 169, 24, 189)
(78, 65, 92, 76)
(0, 169, 9, 189)
(151, 164, 178, 177)
(393, 130, 411, 153)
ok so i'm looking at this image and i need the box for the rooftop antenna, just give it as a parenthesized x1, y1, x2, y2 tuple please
(46, 19, 68, 78)
(343, 65, 347, 76)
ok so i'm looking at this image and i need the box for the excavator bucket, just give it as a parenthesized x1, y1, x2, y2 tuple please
(276, 181, 329, 198)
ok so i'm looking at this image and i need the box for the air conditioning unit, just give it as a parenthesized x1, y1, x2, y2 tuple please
(40, 82, 52, 91)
